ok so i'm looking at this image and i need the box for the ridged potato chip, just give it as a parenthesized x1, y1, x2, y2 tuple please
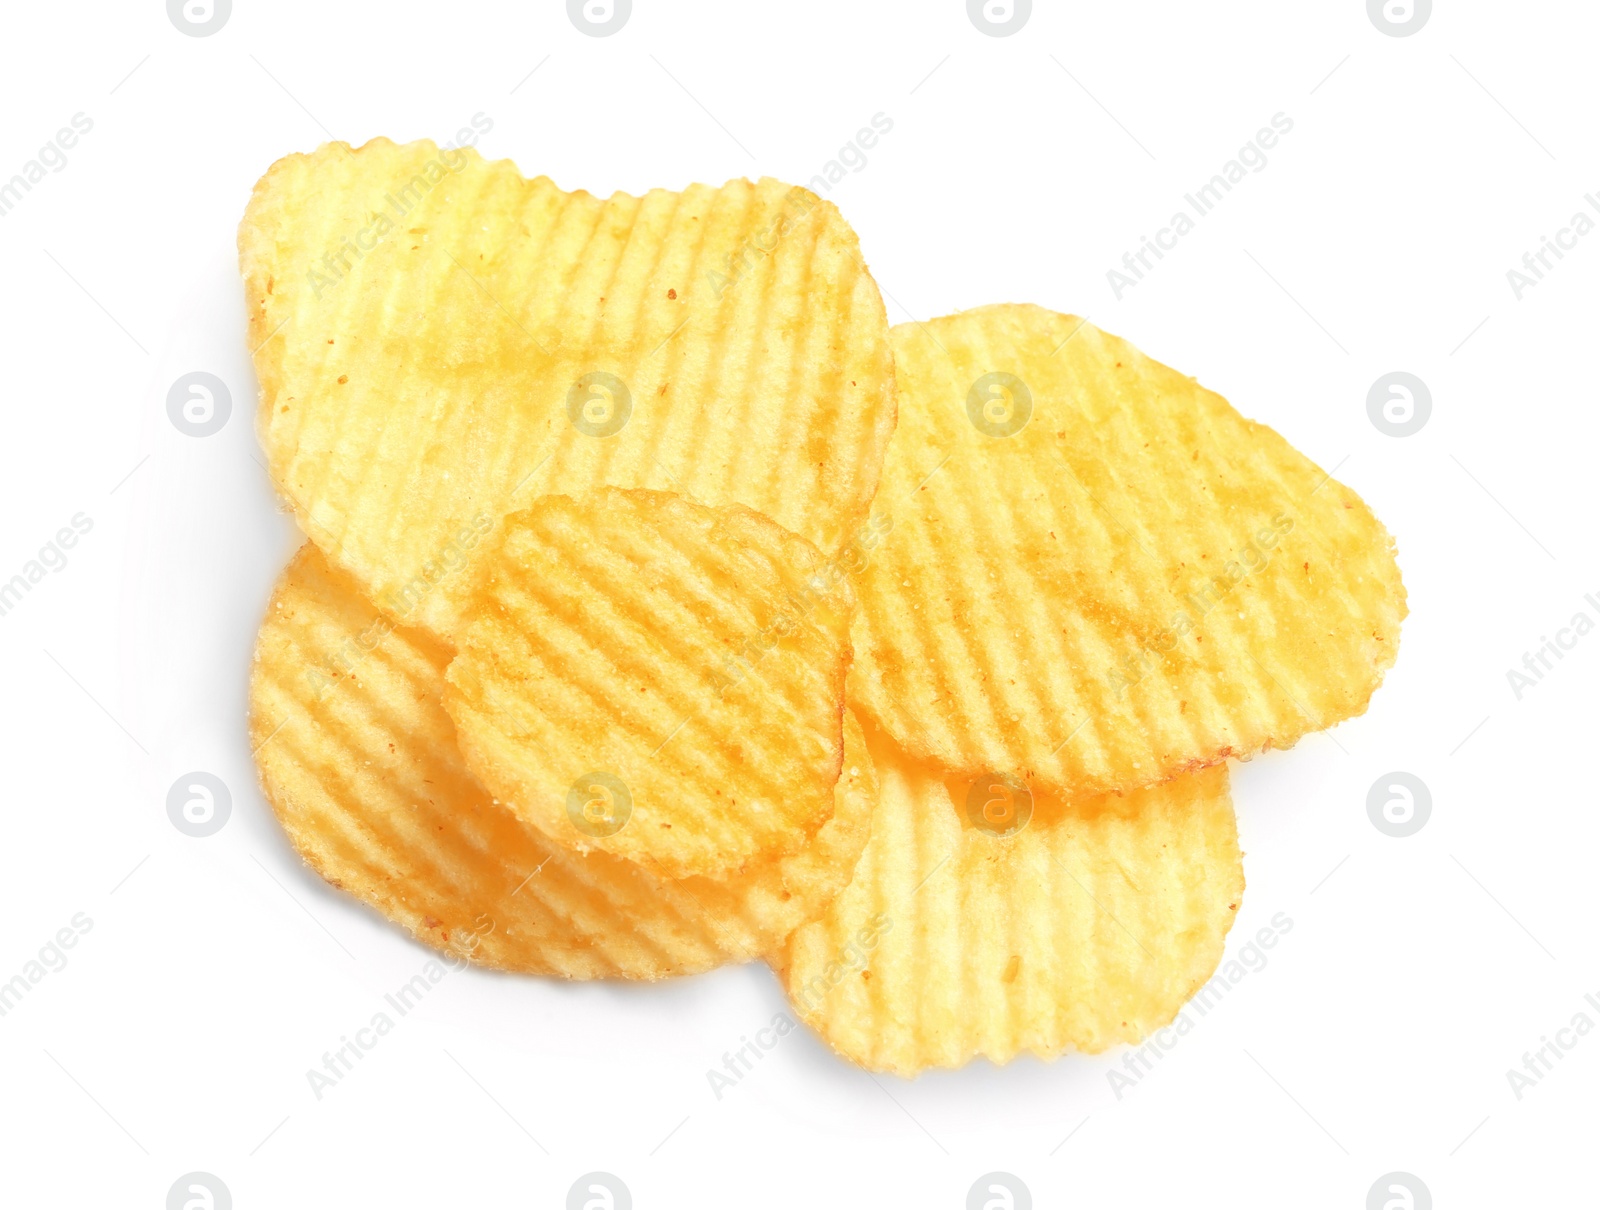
(239, 138, 896, 638)
(849, 304, 1405, 797)
(249, 544, 876, 979)
(774, 733, 1242, 1075)
(444, 488, 854, 879)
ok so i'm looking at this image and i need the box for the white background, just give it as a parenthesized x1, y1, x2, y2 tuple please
(0, 1, 1594, 1206)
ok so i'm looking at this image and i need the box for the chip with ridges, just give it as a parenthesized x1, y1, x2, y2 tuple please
(849, 303, 1406, 797)
(444, 488, 854, 879)
(773, 731, 1242, 1075)
(238, 138, 896, 637)
(249, 545, 876, 979)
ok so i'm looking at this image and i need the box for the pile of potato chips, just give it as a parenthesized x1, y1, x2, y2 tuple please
(242, 139, 1405, 1075)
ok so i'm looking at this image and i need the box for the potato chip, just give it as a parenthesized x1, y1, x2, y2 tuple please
(238, 138, 896, 638)
(249, 545, 876, 979)
(848, 304, 1406, 797)
(773, 732, 1242, 1075)
(443, 488, 854, 879)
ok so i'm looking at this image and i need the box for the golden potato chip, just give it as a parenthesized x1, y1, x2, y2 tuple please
(849, 304, 1406, 797)
(238, 138, 896, 637)
(249, 544, 876, 979)
(773, 732, 1242, 1075)
(443, 488, 854, 879)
